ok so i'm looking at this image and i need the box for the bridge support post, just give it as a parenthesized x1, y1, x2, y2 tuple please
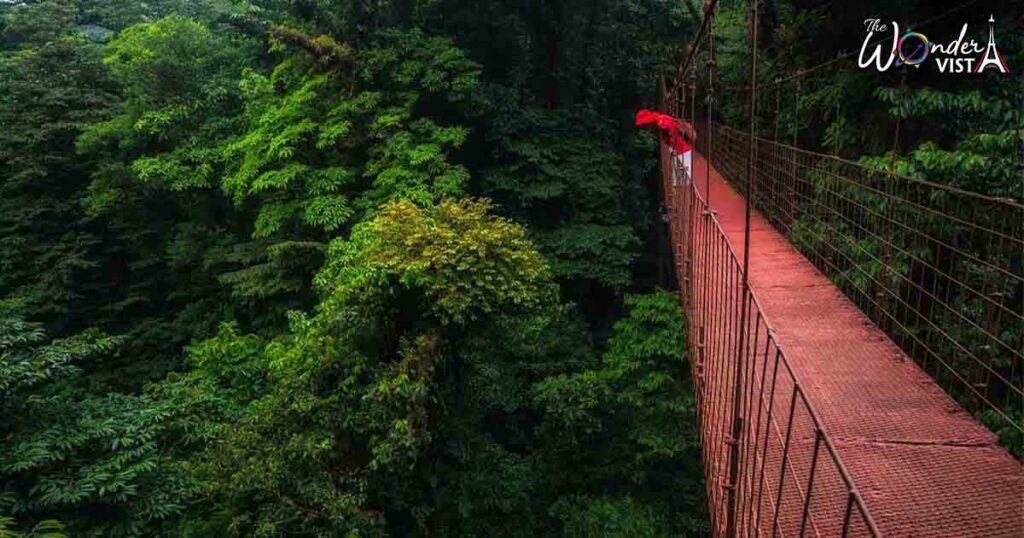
(704, 0, 717, 205)
(694, 325, 706, 450)
(725, 1, 759, 537)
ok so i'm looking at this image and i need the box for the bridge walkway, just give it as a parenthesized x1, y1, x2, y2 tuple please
(677, 152, 1022, 537)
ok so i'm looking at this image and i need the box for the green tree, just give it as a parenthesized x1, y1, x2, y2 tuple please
(1, 1, 713, 535)
(535, 292, 707, 536)
(439, 0, 690, 307)
(157, 199, 552, 536)
(0, 302, 187, 537)
(0, 6, 117, 331)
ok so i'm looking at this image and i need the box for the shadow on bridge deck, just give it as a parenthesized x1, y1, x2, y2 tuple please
(687, 152, 1022, 537)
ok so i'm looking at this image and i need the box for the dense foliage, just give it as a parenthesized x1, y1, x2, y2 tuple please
(1, 0, 706, 536)
(711, 0, 1022, 198)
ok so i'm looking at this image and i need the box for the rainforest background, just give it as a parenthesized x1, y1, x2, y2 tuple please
(0, 0, 1020, 537)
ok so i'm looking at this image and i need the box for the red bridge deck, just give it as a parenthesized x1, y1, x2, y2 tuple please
(687, 152, 1022, 537)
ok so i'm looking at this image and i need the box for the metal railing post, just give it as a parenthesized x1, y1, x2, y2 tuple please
(725, 1, 759, 536)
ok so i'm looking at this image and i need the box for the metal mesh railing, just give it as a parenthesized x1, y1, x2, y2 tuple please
(704, 122, 1024, 456)
(661, 145, 881, 537)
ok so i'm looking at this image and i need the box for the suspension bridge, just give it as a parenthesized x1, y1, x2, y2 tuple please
(659, 2, 1023, 536)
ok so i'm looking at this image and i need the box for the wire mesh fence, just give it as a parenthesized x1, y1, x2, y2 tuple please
(660, 144, 881, 537)
(701, 122, 1024, 457)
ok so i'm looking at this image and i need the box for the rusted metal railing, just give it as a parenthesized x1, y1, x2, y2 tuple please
(660, 143, 881, 537)
(706, 123, 1024, 454)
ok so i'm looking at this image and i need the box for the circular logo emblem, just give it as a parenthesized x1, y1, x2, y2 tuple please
(897, 31, 930, 67)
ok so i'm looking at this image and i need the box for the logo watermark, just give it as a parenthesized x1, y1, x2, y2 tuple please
(858, 15, 1009, 74)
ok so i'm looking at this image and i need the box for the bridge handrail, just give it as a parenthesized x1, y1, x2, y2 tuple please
(664, 145, 882, 537)
(715, 124, 1024, 208)
(698, 122, 1023, 447)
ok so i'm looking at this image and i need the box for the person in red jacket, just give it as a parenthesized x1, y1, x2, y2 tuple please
(635, 109, 696, 186)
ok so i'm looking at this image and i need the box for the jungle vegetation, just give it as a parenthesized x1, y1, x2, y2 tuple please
(0, 0, 704, 536)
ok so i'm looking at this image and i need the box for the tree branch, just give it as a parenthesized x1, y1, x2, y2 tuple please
(271, 26, 354, 71)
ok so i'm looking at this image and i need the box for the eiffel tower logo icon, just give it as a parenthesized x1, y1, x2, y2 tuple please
(974, 15, 1009, 73)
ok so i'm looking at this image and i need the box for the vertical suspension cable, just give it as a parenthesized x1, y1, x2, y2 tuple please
(833, 79, 844, 156)
(1016, 92, 1022, 199)
(879, 71, 905, 328)
(680, 46, 691, 119)
(773, 82, 782, 223)
(790, 74, 801, 226)
(793, 73, 802, 147)
(774, 82, 781, 142)
(725, 1, 758, 536)
(692, 64, 700, 132)
(683, 65, 688, 119)
(705, 0, 716, 205)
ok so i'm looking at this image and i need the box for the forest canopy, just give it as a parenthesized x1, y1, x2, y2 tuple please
(0, 0, 704, 536)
